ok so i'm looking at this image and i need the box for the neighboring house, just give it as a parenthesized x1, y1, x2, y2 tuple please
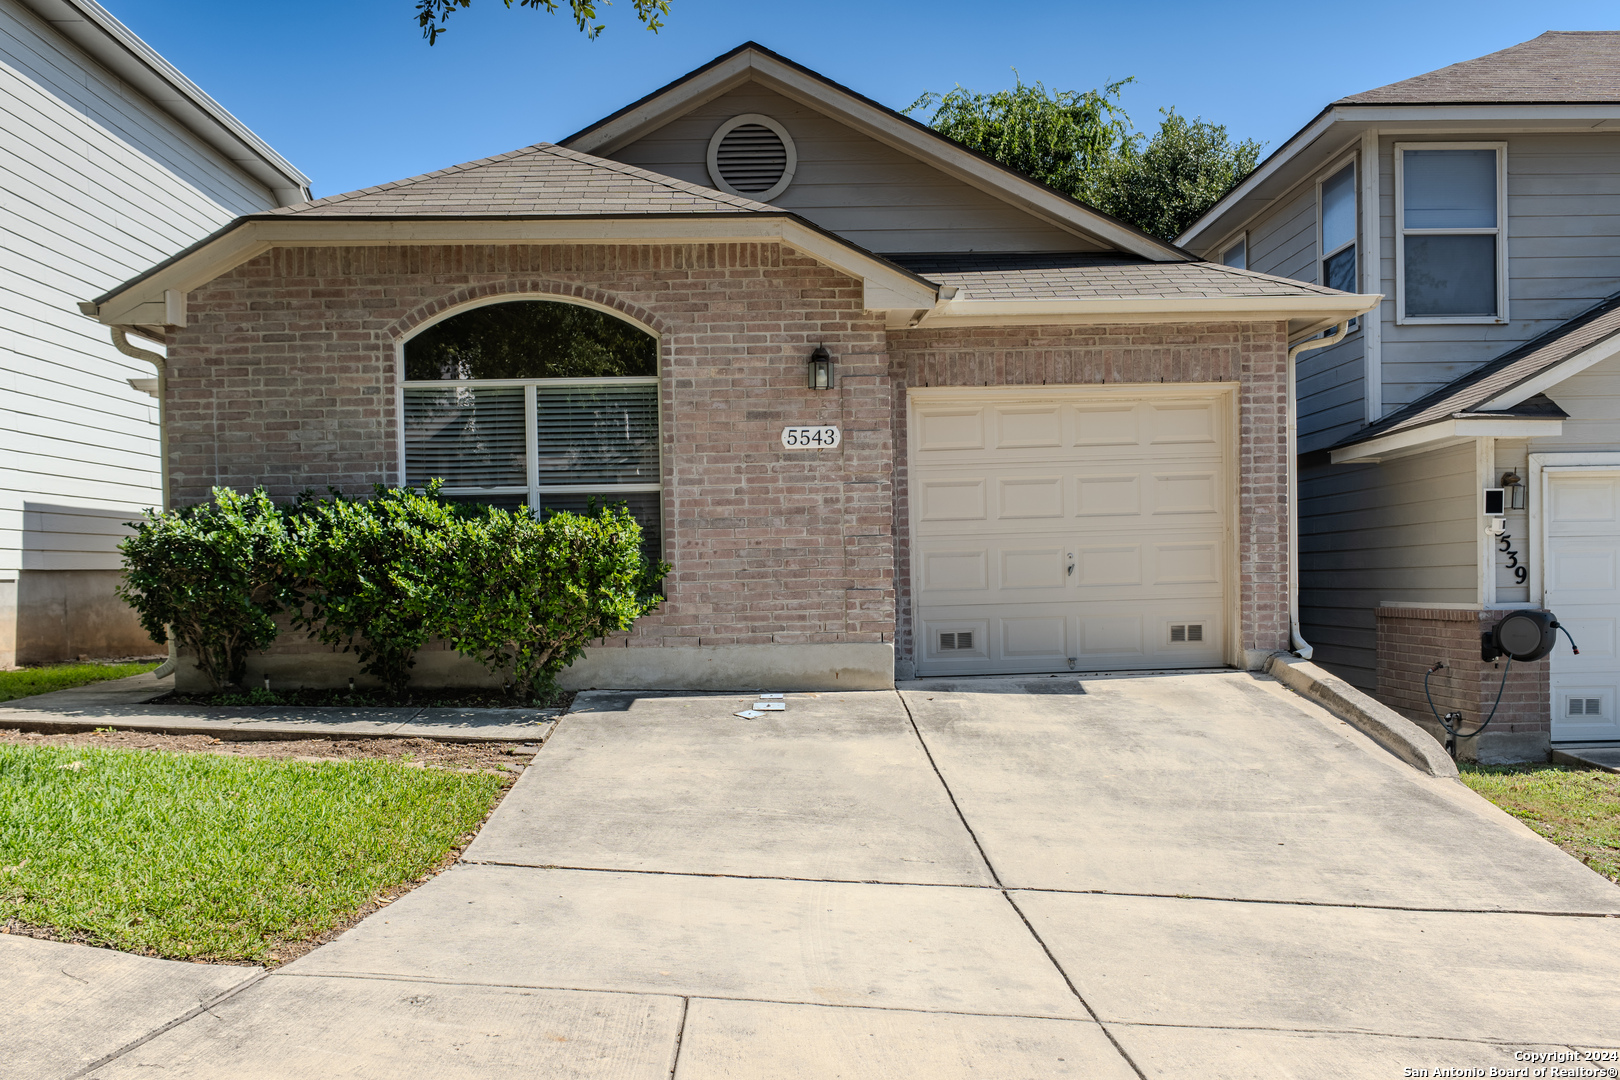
(0, 0, 308, 668)
(84, 42, 1370, 692)
(1179, 32, 1620, 761)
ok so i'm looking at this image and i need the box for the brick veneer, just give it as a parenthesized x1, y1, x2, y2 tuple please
(885, 321, 1292, 670)
(167, 243, 1294, 683)
(1376, 606, 1551, 762)
(169, 242, 893, 661)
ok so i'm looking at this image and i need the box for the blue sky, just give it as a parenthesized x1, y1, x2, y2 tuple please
(110, 0, 1620, 199)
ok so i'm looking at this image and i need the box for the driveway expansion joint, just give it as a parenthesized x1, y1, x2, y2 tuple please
(63, 968, 270, 1080)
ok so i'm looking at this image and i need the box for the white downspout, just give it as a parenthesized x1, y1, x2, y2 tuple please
(110, 327, 176, 677)
(1285, 321, 1351, 660)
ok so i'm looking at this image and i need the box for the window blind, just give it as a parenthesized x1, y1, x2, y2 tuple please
(403, 386, 526, 489)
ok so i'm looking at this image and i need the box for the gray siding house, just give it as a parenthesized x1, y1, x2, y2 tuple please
(1181, 32, 1620, 761)
(0, 0, 308, 667)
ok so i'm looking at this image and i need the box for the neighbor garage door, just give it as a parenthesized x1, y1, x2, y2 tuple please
(910, 388, 1231, 676)
(1544, 468, 1620, 741)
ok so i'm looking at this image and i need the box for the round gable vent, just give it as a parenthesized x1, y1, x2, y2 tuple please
(706, 114, 797, 202)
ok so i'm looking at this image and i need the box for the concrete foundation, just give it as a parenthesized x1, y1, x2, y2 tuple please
(178, 641, 897, 693)
(0, 578, 16, 669)
(13, 570, 159, 665)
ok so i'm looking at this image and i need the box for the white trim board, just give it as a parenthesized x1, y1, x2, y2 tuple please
(1330, 416, 1563, 464)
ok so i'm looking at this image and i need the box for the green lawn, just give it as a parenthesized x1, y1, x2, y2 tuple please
(1460, 762, 1620, 885)
(0, 744, 504, 962)
(0, 661, 161, 704)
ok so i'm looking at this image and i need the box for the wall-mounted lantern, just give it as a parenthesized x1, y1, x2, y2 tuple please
(1500, 470, 1526, 511)
(808, 344, 834, 390)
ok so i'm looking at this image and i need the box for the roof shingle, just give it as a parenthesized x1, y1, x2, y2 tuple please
(1339, 31, 1620, 105)
(271, 142, 772, 218)
(884, 252, 1348, 302)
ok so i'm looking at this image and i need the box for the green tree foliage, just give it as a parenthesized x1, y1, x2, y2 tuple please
(1089, 109, 1263, 243)
(415, 0, 669, 45)
(117, 489, 293, 690)
(907, 76, 1134, 203)
(908, 75, 1263, 242)
(404, 300, 656, 381)
(438, 503, 669, 704)
(286, 486, 462, 696)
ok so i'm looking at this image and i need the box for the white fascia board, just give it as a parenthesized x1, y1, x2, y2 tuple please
(567, 49, 1183, 262)
(922, 292, 1380, 329)
(88, 216, 938, 325)
(1477, 330, 1620, 410)
(16, 0, 311, 202)
(1330, 416, 1564, 463)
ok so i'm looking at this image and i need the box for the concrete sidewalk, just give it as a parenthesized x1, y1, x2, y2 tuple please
(0, 671, 558, 742)
(7, 673, 1619, 1078)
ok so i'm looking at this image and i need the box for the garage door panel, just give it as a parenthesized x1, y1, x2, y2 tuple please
(914, 389, 1230, 676)
(918, 479, 987, 522)
(1547, 470, 1620, 741)
(997, 476, 1064, 519)
(995, 406, 1062, 448)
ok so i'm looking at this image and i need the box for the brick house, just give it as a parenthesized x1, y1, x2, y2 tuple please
(84, 43, 1372, 691)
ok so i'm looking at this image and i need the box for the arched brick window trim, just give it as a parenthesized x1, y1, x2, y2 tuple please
(387, 280, 669, 344)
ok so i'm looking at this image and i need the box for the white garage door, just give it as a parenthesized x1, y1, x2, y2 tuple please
(910, 388, 1231, 677)
(1545, 469, 1620, 741)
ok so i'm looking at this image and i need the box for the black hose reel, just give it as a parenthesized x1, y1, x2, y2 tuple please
(1424, 610, 1580, 759)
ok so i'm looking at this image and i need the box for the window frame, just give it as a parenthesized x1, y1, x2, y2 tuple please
(1317, 156, 1358, 291)
(394, 296, 664, 548)
(1394, 141, 1509, 325)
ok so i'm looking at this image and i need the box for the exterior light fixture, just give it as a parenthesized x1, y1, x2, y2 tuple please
(808, 344, 834, 390)
(1500, 470, 1526, 510)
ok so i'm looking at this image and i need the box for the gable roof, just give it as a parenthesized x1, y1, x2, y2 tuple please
(16, 0, 309, 204)
(1340, 32, 1620, 105)
(1332, 288, 1620, 454)
(561, 41, 1188, 262)
(267, 142, 771, 218)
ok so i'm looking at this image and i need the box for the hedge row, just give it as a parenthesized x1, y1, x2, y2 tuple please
(116, 486, 668, 703)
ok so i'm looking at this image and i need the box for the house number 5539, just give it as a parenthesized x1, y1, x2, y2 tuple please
(781, 425, 841, 449)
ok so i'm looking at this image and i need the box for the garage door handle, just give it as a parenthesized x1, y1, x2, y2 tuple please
(1067, 553, 1074, 576)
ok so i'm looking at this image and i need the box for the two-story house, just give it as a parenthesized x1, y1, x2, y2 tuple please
(0, 0, 308, 668)
(1180, 32, 1620, 762)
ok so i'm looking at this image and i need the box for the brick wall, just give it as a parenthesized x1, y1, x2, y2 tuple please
(1376, 606, 1551, 762)
(885, 321, 1292, 669)
(168, 242, 893, 657)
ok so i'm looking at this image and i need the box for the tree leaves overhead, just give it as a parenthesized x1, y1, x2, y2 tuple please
(908, 74, 1263, 243)
(415, 0, 670, 45)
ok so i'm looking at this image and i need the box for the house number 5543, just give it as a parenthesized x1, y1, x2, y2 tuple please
(781, 425, 841, 449)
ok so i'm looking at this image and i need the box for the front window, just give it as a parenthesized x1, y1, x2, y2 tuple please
(1221, 236, 1246, 269)
(400, 300, 661, 549)
(1397, 144, 1506, 322)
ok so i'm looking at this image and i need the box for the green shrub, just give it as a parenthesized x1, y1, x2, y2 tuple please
(117, 488, 293, 690)
(439, 503, 668, 704)
(287, 486, 460, 696)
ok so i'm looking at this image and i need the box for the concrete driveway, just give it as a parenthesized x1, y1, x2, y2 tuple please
(11, 671, 1620, 1078)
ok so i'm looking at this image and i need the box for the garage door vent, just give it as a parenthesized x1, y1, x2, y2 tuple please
(1169, 623, 1204, 644)
(939, 631, 974, 651)
(1569, 697, 1603, 716)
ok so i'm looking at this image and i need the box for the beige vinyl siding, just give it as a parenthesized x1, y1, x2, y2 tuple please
(604, 83, 1096, 254)
(1381, 133, 1620, 413)
(1298, 441, 1477, 690)
(0, 0, 280, 576)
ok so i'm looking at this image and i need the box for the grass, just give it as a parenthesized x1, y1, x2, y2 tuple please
(1460, 762, 1620, 885)
(0, 661, 161, 704)
(0, 743, 504, 962)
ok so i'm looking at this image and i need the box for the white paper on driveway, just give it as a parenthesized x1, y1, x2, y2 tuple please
(752, 702, 786, 711)
(734, 709, 765, 719)
(758, 693, 784, 699)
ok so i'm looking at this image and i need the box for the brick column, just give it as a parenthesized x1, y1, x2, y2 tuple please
(1376, 605, 1551, 763)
